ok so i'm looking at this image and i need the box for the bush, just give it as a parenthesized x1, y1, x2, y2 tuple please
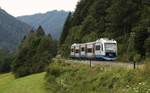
(0, 50, 13, 73)
(0, 57, 11, 73)
(143, 58, 150, 75)
(133, 54, 141, 63)
(45, 59, 150, 93)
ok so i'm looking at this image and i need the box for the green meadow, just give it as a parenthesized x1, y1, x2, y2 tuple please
(0, 72, 46, 93)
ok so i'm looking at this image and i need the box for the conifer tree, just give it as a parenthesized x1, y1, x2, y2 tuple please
(36, 26, 45, 36)
(59, 12, 72, 46)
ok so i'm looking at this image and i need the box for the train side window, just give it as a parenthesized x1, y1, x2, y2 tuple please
(101, 44, 103, 51)
(81, 47, 85, 51)
(87, 48, 92, 53)
(75, 50, 79, 53)
(71, 49, 74, 52)
(96, 45, 100, 50)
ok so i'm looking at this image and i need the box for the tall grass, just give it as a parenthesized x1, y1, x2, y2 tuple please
(45, 59, 150, 93)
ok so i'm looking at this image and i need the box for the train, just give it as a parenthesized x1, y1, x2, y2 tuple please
(70, 38, 117, 61)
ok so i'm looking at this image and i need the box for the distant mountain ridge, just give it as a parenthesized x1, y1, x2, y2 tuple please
(0, 9, 31, 52)
(17, 10, 69, 39)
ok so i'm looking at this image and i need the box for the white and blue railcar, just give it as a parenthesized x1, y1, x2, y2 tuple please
(70, 38, 117, 61)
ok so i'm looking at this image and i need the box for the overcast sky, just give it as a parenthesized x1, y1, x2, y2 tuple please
(0, 0, 79, 17)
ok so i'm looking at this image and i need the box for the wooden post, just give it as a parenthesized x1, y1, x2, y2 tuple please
(133, 61, 136, 69)
(90, 59, 92, 68)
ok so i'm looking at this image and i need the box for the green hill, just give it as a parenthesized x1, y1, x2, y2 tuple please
(0, 72, 46, 93)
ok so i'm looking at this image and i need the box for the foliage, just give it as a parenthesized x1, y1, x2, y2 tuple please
(144, 36, 150, 57)
(0, 50, 13, 73)
(143, 58, 150, 76)
(59, 12, 72, 46)
(45, 59, 150, 93)
(12, 26, 56, 78)
(133, 54, 141, 63)
(59, 0, 150, 61)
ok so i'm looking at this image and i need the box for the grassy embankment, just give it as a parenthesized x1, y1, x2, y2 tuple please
(45, 59, 150, 93)
(0, 72, 46, 93)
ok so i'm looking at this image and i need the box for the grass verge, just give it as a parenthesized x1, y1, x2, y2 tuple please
(0, 72, 46, 93)
(45, 59, 150, 93)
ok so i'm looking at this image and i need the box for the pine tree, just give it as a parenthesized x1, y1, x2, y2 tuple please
(71, 0, 96, 26)
(36, 26, 45, 36)
(59, 12, 72, 46)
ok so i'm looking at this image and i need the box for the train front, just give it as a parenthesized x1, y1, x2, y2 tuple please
(95, 38, 117, 61)
(103, 39, 117, 61)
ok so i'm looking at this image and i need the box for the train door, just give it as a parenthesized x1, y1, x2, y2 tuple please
(80, 44, 86, 58)
(86, 43, 95, 59)
(75, 44, 80, 58)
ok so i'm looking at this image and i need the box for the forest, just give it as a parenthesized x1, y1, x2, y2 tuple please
(59, 0, 150, 62)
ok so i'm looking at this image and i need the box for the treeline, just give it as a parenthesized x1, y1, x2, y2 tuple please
(0, 49, 13, 73)
(59, 0, 150, 61)
(0, 26, 57, 77)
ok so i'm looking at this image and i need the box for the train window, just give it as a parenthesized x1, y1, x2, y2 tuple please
(71, 49, 74, 52)
(101, 44, 103, 51)
(96, 45, 100, 50)
(81, 47, 85, 51)
(75, 50, 79, 53)
(87, 48, 92, 53)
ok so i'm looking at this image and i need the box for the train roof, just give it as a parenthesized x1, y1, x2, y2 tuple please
(71, 38, 117, 47)
(71, 43, 80, 47)
(96, 38, 117, 43)
(85, 42, 95, 45)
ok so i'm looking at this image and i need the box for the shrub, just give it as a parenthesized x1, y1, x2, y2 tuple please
(0, 50, 13, 73)
(143, 58, 150, 75)
(133, 54, 141, 63)
(45, 59, 150, 93)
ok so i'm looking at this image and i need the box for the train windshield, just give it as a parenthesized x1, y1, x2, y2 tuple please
(105, 43, 117, 52)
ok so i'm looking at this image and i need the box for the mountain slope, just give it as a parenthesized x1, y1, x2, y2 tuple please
(17, 10, 69, 39)
(0, 9, 31, 51)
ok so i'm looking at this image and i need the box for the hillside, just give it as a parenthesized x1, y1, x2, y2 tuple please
(45, 59, 150, 93)
(0, 72, 46, 93)
(59, 0, 150, 60)
(17, 10, 69, 39)
(0, 9, 31, 52)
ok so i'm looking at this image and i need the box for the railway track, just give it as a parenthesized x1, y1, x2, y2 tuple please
(66, 59, 143, 69)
